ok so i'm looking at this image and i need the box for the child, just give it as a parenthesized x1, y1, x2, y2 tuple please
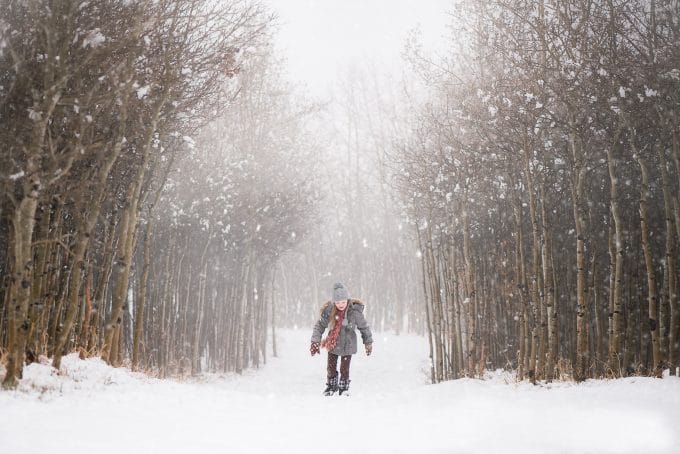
(310, 282, 373, 396)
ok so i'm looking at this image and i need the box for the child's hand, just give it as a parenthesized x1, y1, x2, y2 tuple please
(310, 342, 320, 356)
(365, 343, 372, 356)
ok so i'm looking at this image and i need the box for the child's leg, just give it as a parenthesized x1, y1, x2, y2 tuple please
(327, 352, 339, 379)
(339, 355, 352, 382)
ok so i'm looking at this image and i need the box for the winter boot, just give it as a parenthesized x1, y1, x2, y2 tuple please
(338, 379, 350, 396)
(323, 375, 338, 396)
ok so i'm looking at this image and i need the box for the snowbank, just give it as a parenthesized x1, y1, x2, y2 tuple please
(12, 353, 156, 397)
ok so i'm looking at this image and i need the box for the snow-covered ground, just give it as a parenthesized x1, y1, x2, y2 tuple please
(1, 329, 679, 454)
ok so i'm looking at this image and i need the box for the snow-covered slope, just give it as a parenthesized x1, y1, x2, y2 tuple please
(1, 329, 679, 453)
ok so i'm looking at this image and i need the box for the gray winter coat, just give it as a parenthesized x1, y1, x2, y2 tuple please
(311, 299, 373, 356)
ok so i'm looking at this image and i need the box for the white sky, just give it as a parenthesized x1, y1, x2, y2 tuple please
(262, 0, 451, 95)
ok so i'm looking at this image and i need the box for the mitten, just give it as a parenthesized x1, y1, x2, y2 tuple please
(365, 343, 372, 356)
(310, 341, 320, 356)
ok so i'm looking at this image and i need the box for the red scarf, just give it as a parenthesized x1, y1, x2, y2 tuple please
(321, 308, 345, 351)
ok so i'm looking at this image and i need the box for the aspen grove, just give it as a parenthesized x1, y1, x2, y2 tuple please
(0, 0, 320, 388)
(396, 0, 680, 382)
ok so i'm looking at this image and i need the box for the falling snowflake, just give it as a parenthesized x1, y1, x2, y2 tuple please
(27, 109, 42, 121)
(644, 86, 658, 97)
(82, 29, 106, 48)
(9, 171, 25, 180)
(136, 85, 150, 99)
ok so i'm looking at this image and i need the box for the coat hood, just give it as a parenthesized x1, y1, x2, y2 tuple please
(320, 298, 364, 315)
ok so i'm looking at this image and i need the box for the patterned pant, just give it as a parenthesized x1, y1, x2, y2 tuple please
(327, 352, 351, 381)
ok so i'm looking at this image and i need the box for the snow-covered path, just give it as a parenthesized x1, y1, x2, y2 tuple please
(1, 329, 679, 454)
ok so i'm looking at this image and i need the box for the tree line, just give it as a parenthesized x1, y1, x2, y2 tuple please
(396, 0, 680, 382)
(0, 0, 319, 388)
(272, 66, 424, 335)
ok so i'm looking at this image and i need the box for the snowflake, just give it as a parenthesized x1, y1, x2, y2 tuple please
(27, 109, 42, 121)
(82, 29, 106, 48)
(136, 85, 150, 99)
(644, 86, 658, 97)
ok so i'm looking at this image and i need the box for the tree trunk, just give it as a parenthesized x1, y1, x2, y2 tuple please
(461, 200, 476, 377)
(571, 131, 589, 382)
(26, 203, 52, 357)
(511, 182, 528, 380)
(426, 223, 444, 382)
(541, 185, 557, 381)
(191, 238, 211, 374)
(271, 266, 277, 359)
(132, 221, 153, 370)
(657, 145, 675, 374)
(606, 144, 625, 375)
(524, 147, 542, 383)
(637, 156, 662, 376)
(101, 180, 141, 365)
(2, 174, 40, 388)
(416, 225, 436, 383)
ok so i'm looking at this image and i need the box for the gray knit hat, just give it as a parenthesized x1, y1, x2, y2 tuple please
(331, 282, 349, 302)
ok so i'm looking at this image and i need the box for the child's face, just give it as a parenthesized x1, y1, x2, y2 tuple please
(334, 299, 348, 310)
